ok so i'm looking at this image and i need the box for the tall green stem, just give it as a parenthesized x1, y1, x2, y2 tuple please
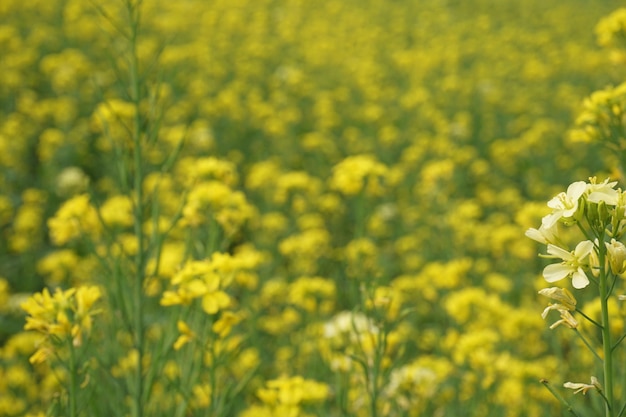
(126, 1, 146, 416)
(68, 342, 78, 417)
(599, 240, 615, 417)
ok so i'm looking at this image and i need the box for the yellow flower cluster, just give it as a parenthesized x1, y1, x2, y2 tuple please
(161, 249, 263, 314)
(241, 375, 329, 417)
(21, 286, 101, 364)
(570, 82, 626, 145)
(596, 8, 626, 48)
(47, 194, 101, 245)
(329, 154, 390, 197)
(183, 181, 256, 236)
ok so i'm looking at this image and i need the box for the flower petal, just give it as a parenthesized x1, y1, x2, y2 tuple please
(525, 228, 546, 244)
(567, 181, 587, 201)
(547, 244, 574, 261)
(572, 268, 590, 289)
(574, 240, 594, 259)
(541, 212, 562, 229)
(543, 263, 573, 283)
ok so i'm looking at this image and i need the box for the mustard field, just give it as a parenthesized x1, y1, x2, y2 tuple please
(2, 0, 626, 416)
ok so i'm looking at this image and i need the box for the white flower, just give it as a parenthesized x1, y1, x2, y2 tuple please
(543, 241, 594, 289)
(563, 376, 601, 395)
(538, 287, 577, 310)
(542, 181, 587, 228)
(525, 222, 559, 245)
(586, 178, 619, 205)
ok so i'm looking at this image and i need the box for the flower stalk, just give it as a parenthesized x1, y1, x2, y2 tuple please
(529, 177, 626, 417)
(598, 238, 615, 416)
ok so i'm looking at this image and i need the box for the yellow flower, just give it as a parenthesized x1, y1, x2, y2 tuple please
(596, 8, 626, 48)
(48, 194, 101, 245)
(329, 154, 389, 196)
(212, 311, 243, 338)
(201, 291, 231, 315)
(173, 320, 195, 350)
(99, 195, 134, 227)
(21, 285, 101, 362)
(257, 375, 329, 408)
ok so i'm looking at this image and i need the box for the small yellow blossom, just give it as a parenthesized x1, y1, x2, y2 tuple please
(48, 194, 101, 245)
(329, 154, 389, 196)
(212, 311, 243, 338)
(173, 320, 195, 350)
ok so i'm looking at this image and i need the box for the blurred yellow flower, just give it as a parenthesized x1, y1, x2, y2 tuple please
(173, 320, 195, 350)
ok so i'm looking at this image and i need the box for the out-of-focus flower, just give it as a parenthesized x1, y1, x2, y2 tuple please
(329, 154, 389, 197)
(173, 320, 195, 350)
(55, 166, 89, 197)
(21, 286, 102, 363)
(596, 8, 626, 48)
(212, 311, 243, 338)
(47, 194, 101, 245)
(256, 375, 329, 407)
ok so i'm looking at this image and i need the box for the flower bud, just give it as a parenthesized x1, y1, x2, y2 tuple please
(585, 199, 599, 227)
(606, 239, 626, 275)
(598, 200, 610, 226)
(588, 246, 602, 277)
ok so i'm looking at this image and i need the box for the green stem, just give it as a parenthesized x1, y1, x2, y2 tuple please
(573, 329, 602, 362)
(68, 342, 78, 417)
(540, 379, 581, 417)
(126, 1, 146, 416)
(576, 308, 603, 330)
(599, 240, 615, 417)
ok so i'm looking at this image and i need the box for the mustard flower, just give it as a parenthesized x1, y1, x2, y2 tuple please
(329, 154, 389, 196)
(173, 320, 195, 350)
(542, 181, 586, 228)
(256, 375, 329, 407)
(525, 222, 559, 245)
(99, 195, 134, 227)
(21, 286, 102, 363)
(538, 287, 577, 310)
(541, 306, 578, 330)
(542, 241, 593, 289)
(586, 177, 619, 205)
(563, 376, 601, 395)
(47, 194, 101, 245)
(212, 311, 243, 338)
(596, 8, 626, 48)
(55, 166, 89, 197)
